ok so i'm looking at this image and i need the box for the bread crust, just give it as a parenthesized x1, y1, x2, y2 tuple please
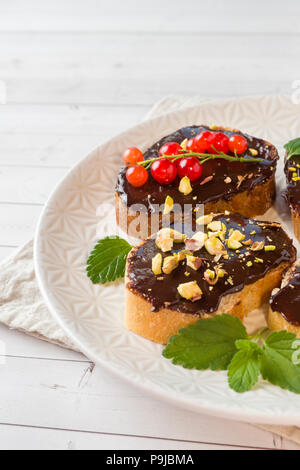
(292, 209, 300, 244)
(125, 261, 290, 345)
(116, 175, 276, 240)
(268, 308, 300, 337)
(268, 260, 300, 337)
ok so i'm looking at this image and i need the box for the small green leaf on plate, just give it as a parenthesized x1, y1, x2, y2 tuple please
(284, 137, 300, 160)
(228, 340, 261, 393)
(162, 314, 248, 371)
(87, 236, 132, 284)
(260, 331, 300, 394)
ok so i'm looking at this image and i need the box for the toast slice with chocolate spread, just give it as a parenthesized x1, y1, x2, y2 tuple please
(116, 125, 278, 240)
(125, 213, 296, 344)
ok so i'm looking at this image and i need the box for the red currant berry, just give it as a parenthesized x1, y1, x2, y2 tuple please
(186, 138, 199, 152)
(209, 132, 229, 154)
(194, 130, 213, 153)
(228, 134, 248, 154)
(151, 158, 177, 185)
(178, 157, 203, 182)
(123, 147, 144, 165)
(126, 165, 148, 187)
(159, 141, 182, 156)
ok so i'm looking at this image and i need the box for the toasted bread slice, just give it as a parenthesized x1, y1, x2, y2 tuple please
(125, 214, 296, 344)
(116, 125, 278, 239)
(269, 260, 300, 336)
(284, 154, 300, 243)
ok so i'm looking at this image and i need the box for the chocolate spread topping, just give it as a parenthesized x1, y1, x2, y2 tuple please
(285, 155, 300, 215)
(270, 266, 300, 326)
(116, 126, 278, 214)
(127, 214, 295, 315)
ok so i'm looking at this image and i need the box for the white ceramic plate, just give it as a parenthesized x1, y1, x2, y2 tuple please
(35, 95, 300, 425)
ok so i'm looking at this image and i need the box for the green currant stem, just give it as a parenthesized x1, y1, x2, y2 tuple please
(137, 150, 264, 170)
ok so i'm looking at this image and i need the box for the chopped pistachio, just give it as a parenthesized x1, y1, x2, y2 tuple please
(175, 250, 187, 262)
(163, 195, 174, 215)
(255, 257, 264, 263)
(177, 281, 203, 301)
(216, 268, 226, 278)
(162, 255, 179, 275)
(250, 230, 256, 236)
(179, 176, 193, 195)
(196, 213, 214, 226)
(289, 167, 297, 172)
(246, 261, 253, 267)
(156, 228, 186, 250)
(186, 254, 203, 271)
(264, 245, 276, 252)
(207, 221, 223, 232)
(158, 238, 173, 252)
(205, 237, 227, 256)
(204, 268, 215, 280)
(229, 230, 245, 243)
(249, 148, 258, 156)
(185, 231, 207, 251)
(227, 239, 242, 250)
(180, 138, 188, 150)
(152, 253, 163, 275)
(251, 241, 265, 251)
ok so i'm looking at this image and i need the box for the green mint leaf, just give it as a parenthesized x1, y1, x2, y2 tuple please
(284, 137, 300, 160)
(228, 341, 261, 393)
(86, 236, 132, 284)
(261, 331, 300, 394)
(162, 314, 248, 371)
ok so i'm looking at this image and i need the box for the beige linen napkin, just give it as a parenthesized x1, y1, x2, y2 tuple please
(1, 96, 300, 444)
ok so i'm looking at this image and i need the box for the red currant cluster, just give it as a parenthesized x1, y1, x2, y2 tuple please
(123, 131, 248, 188)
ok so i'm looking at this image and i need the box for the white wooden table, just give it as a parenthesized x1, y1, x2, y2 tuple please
(1, 0, 300, 450)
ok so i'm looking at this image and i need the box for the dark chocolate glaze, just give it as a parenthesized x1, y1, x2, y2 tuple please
(285, 155, 300, 215)
(270, 266, 300, 326)
(127, 214, 296, 315)
(116, 126, 278, 214)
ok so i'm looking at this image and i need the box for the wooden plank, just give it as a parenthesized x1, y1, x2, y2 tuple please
(0, 134, 104, 167)
(0, 204, 41, 246)
(0, 423, 264, 450)
(0, 104, 147, 167)
(0, 104, 147, 135)
(0, 323, 86, 362)
(0, 0, 299, 34)
(0, 355, 297, 449)
(0, 33, 298, 105)
(0, 167, 66, 204)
